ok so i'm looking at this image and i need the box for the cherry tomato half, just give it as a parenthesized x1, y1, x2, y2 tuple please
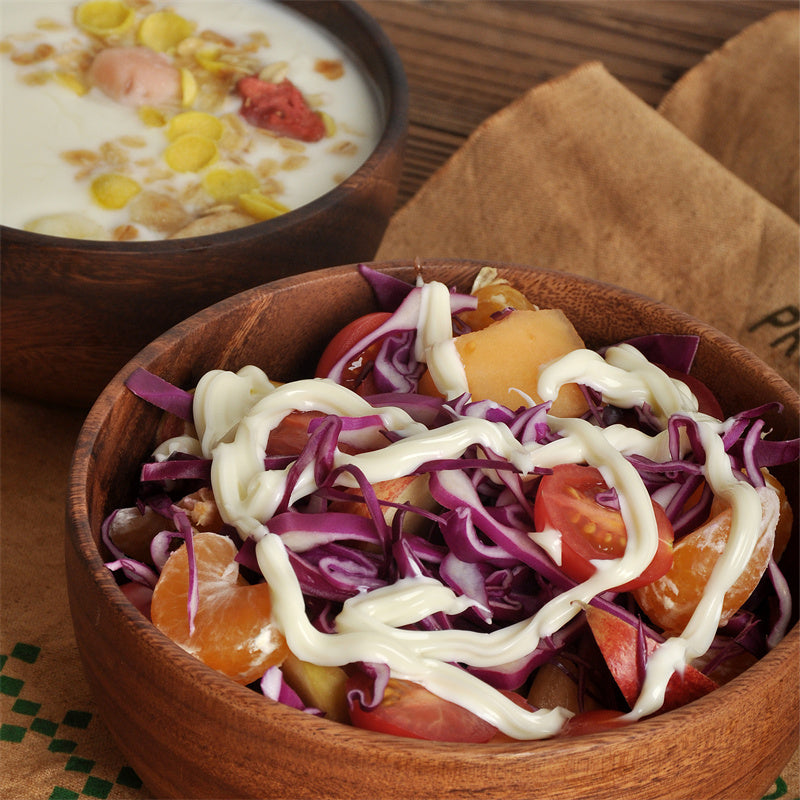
(346, 673, 497, 742)
(266, 411, 324, 456)
(557, 709, 631, 737)
(534, 464, 674, 591)
(658, 364, 724, 420)
(315, 312, 392, 395)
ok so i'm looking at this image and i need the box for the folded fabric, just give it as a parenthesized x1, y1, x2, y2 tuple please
(377, 15, 799, 389)
(658, 10, 799, 223)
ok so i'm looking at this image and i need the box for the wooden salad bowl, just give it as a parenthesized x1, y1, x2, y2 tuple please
(2, 0, 407, 409)
(66, 260, 799, 800)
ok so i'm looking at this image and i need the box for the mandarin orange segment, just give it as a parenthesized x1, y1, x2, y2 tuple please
(176, 487, 225, 532)
(632, 487, 779, 635)
(759, 471, 792, 560)
(701, 471, 792, 561)
(151, 531, 288, 684)
(459, 280, 538, 332)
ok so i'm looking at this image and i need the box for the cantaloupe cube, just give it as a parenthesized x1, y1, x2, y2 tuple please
(454, 309, 589, 417)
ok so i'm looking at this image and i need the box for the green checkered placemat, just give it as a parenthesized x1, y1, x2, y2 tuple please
(1, 641, 148, 800)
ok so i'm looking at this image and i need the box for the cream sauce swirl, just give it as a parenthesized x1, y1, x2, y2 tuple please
(164, 279, 775, 738)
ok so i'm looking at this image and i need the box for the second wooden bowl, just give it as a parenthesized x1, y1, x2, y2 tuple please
(2, 0, 408, 408)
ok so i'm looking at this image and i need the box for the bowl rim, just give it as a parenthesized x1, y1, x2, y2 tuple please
(66, 259, 800, 765)
(1, 0, 408, 252)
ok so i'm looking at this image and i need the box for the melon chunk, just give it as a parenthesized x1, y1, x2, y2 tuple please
(454, 309, 589, 417)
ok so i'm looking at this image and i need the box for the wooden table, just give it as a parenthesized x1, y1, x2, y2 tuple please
(360, 0, 796, 209)
(2, 3, 797, 799)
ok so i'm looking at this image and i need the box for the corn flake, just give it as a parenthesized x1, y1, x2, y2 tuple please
(180, 67, 198, 107)
(74, 1, 135, 37)
(202, 167, 259, 203)
(194, 45, 230, 75)
(167, 111, 224, 141)
(138, 10, 195, 52)
(238, 190, 289, 221)
(90, 173, 142, 209)
(138, 106, 166, 127)
(320, 111, 336, 138)
(164, 133, 218, 172)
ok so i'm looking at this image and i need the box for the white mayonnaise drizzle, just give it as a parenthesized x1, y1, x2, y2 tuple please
(416, 279, 470, 400)
(538, 343, 698, 424)
(167, 279, 775, 738)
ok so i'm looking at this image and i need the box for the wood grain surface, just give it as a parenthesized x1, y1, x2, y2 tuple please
(359, 0, 797, 208)
(4, 5, 799, 799)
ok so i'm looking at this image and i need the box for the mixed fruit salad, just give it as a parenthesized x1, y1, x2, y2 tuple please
(103, 265, 797, 741)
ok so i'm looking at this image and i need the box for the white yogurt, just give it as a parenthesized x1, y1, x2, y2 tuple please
(0, 0, 382, 239)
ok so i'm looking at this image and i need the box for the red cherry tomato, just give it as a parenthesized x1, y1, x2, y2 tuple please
(266, 411, 324, 456)
(534, 464, 674, 591)
(120, 581, 153, 619)
(346, 673, 497, 742)
(658, 365, 724, 420)
(558, 709, 631, 737)
(315, 312, 393, 395)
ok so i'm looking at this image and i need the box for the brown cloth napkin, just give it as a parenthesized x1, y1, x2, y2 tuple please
(2, 10, 798, 800)
(377, 12, 800, 390)
(658, 9, 799, 224)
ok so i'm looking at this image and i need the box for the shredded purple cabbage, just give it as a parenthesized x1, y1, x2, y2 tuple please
(620, 333, 699, 374)
(102, 269, 798, 730)
(358, 264, 415, 310)
(260, 666, 324, 715)
(140, 455, 211, 484)
(105, 557, 159, 589)
(323, 273, 477, 392)
(125, 367, 194, 420)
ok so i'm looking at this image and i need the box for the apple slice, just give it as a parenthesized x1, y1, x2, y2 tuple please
(584, 605, 717, 713)
(280, 651, 350, 723)
(330, 473, 438, 537)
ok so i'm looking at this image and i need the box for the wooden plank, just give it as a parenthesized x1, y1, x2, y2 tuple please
(360, 0, 796, 206)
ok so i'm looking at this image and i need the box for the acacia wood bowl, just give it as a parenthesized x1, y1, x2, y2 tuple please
(1, 0, 407, 409)
(66, 260, 799, 800)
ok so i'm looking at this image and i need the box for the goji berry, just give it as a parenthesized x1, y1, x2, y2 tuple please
(236, 76, 325, 142)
